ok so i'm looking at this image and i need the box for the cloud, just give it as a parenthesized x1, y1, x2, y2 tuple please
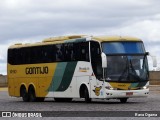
(1, 0, 160, 74)
(1, 0, 160, 43)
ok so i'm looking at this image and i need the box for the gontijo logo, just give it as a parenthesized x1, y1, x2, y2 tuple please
(25, 66, 48, 74)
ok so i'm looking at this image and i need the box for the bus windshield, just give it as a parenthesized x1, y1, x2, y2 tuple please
(102, 42, 149, 82)
(106, 55, 149, 82)
(102, 42, 145, 54)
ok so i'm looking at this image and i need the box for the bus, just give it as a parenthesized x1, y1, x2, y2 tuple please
(7, 35, 156, 103)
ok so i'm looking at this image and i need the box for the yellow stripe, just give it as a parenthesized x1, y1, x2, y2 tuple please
(109, 82, 131, 90)
(0, 87, 8, 91)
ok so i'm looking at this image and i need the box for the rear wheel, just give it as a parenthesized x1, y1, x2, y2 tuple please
(120, 98, 128, 103)
(20, 87, 29, 102)
(28, 86, 37, 102)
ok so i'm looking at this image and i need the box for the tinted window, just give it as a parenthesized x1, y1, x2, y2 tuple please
(75, 42, 89, 61)
(8, 41, 90, 65)
(102, 42, 145, 54)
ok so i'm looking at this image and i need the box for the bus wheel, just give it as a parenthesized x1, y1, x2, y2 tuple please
(20, 86, 29, 102)
(84, 87, 91, 103)
(120, 98, 128, 103)
(28, 86, 37, 102)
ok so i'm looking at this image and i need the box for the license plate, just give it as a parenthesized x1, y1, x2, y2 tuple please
(126, 92, 133, 96)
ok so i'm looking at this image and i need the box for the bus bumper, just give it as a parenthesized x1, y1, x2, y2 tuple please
(104, 89, 149, 99)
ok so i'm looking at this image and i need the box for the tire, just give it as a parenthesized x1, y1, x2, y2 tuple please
(120, 98, 128, 103)
(20, 87, 29, 102)
(84, 87, 91, 103)
(28, 86, 37, 102)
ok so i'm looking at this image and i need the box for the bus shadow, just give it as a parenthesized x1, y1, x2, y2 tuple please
(12, 98, 145, 104)
(13, 100, 144, 105)
(45, 99, 144, 104)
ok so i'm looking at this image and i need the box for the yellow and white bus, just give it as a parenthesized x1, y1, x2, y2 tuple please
(7, 35, 155, 103)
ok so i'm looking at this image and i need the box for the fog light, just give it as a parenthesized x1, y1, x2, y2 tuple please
(106, 93, 110, 95)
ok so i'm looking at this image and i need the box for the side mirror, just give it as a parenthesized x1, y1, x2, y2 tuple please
(101, 52, 107, 68)
(151, 56, 157, 68)
(148, 52, 157, 67)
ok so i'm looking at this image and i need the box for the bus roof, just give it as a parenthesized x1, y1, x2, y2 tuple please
(8, 35, 142, 49)
(92, 36, 142, 42)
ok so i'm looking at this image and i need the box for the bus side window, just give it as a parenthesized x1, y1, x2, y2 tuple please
(55, 44, 64, 61)
(64, 44, 71, 61)
(12, 48, 24, 65)
(43, 45, 56, 62)
(25, 48, 31, 64)
(70, 44, 75, 61)
(41, 46, 50, 63)
(65, 43, 75, 61)
(8, 49, 15, 65)
(7, 49, 12, 64)
(75, 42, 89, 62)
(50, 45, 56, 62)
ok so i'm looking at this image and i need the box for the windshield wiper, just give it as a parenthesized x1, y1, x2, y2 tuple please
(118, 57, 140, 82)
(118, 57, 129, 81)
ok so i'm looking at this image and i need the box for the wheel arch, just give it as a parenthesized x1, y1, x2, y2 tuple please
(28, 83, 36, 93)
(79, 83, 90, 98)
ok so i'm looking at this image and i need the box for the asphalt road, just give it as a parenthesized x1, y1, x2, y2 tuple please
(0, 86, 160, 119)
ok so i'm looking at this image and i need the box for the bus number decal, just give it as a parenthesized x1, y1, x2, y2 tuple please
(10, 70, 17, 74)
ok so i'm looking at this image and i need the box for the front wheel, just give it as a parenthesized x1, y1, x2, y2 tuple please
(84, 87, 91, 103)
(120, 98, 128, 103)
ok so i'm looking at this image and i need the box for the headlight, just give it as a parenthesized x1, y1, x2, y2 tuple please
(105, 86, 112, 90)
(105, 86, 117, 90)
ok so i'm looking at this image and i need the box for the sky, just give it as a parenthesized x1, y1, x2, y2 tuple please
(0, 0, 160, 75)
